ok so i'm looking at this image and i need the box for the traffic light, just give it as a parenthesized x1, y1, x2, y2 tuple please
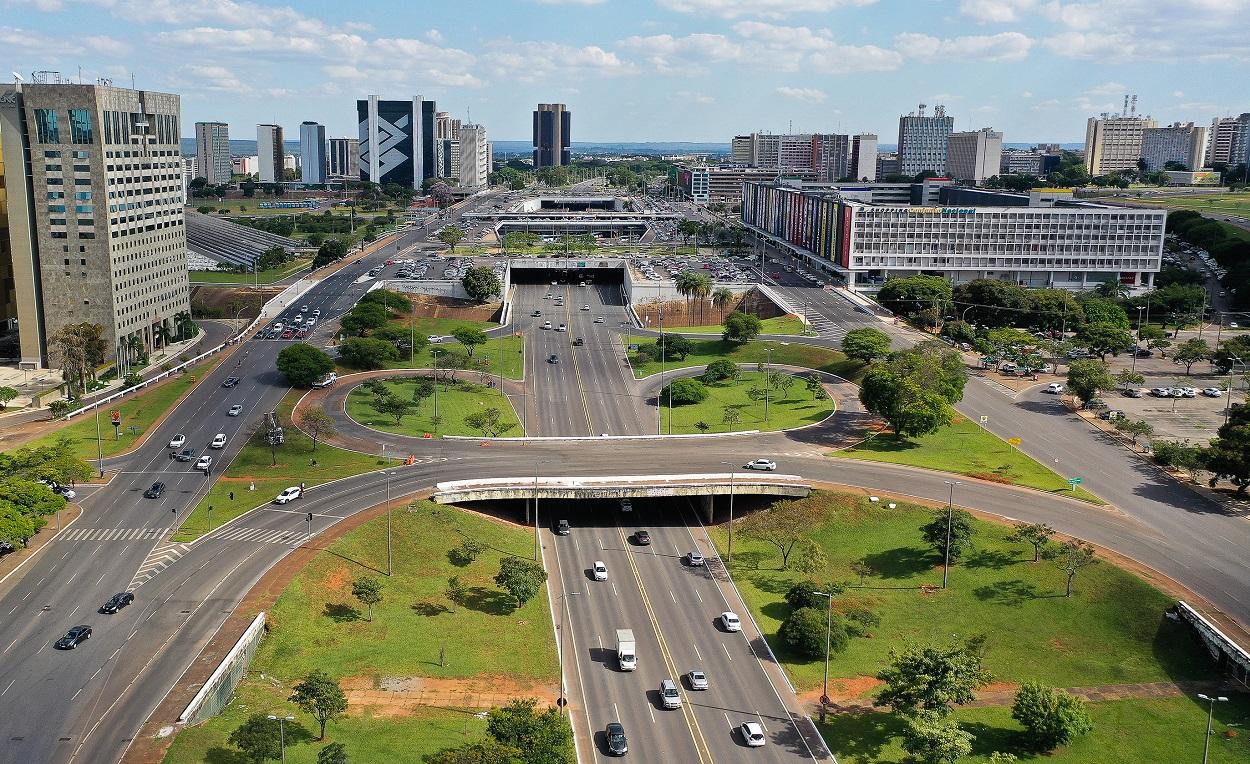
(306, 513, 313, 523)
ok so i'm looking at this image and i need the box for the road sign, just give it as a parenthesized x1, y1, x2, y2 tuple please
(1007, 437, 1022, 446)
(979, 415, 988, 424)
(819, 694, 831, 705)
(1068, 477, 1084, 486)
(110, 410, 121, 425)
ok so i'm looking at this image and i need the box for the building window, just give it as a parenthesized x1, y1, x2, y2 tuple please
(35, 109, 60, 144)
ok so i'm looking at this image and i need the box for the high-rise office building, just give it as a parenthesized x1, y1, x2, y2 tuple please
(193, 121, 230, 184)
(849, 134, 878, 181)
(436, 112, 461, 141)
(0, 76, 191, 370)
(1140, 122, 1207, 172)
(357, 95, 437, 188)
(946, 128, 1004, 184)
(257, 123, 283, 183)
(299, 121, 326, 184)
(459, 123, 489, 189)
(811, 133, 850, 182)
(1084, 105, 1156, 175)
(533, 103, 570, 167)
(1228, 114, 1250, 172)
(897, 104, 953, 176)
(328, 137, 360, 178)
(1206, 115, 1241, 166)
(730, 135, 753, 164)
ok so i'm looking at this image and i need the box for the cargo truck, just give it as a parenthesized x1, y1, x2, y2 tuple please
(616, 629, 636, 671)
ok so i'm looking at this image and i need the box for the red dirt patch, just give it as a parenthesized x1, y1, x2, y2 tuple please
(407, 294, 500, 323)
(322, 567, 353, 596)
(341, 674, 559, 716)
(798, 675, 882, 704)
(968, 472, 1013, 484)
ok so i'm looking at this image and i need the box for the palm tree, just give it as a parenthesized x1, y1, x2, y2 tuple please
(692, 272, 713, 323)
(674, 270, 695, 321)
(126, 335, 144, 364)
(712, 287, 734, 321)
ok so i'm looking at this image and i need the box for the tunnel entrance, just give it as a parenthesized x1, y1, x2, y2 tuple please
(509, 262, 626, 286)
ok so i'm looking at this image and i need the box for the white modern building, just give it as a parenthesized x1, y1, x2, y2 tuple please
(299, 120, 326, 184)
(193, 121, 230, 184)
(946, 128, 1003, 184)
(849, 134, 878, 181)
(458, 123, 489, 189)
(256, 123, 283, 183)
(1084, 112, 1156, 175)
(328, 137, 360, 178)
(897, 104, 953, 176)
(1140, 122, 1207, 172)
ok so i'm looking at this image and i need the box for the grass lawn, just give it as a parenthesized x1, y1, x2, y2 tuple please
(1123, 196, 1250, 242)
(371, 317, 524, 380)
(172, 391, 398, 542)
(820, 695, 1250, 764)
(17, 361, 218, 462)
(189, 257, 311, 285)
(163, 500, 556, 763)
(628, 336, 865, 381)
(662, 315, 809, 336)
(708, 491, 1216, 693)
(345, 378, 522, 437)
(835, 414, 1104, 503)
(659, 371, 832, 433)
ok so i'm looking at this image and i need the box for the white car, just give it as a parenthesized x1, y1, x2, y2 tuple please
(194, 455, 212, 471)
(427, 335, 448, 343)
(168, 434, 186, 449)
(1045, 383, 1064, 394)
(740, 721, 766, 747)
(720, 611, 742, 632)
(687, 551, 705, 567)
(1203, 387, 1224, 397)
(210, 433, 227, 449)
(581, 304, 590, 311)
(743, 459, 777, 471)
(593, 561, 608, 581)
(557, 324, 567, 332)
(594, 316, 605, 323)
(227, 404, 243, 416)
(273, 486, 303, 504)
(619, 498, 633, 512)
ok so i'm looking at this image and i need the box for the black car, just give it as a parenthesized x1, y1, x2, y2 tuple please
(143, 482, 166, 499)
(635, 530, 651, 546)
(54, 625, 92, 650)
(556, 519, 571, 535)
(0, 540, 15, 557)
(606, 722, 628, 755)
(176, 448, 195, 462)
(548, 354, 559, 364)
(100, 592, 134, 614)
(222, 377, 240, 388)
(573, 337, 584, 346)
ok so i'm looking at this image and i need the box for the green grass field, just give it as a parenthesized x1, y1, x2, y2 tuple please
(708, 491, 1217, 693)
(819, 695, 1250, 764)
(835, 415, 1103, 503)
(628, 336, 864, 381)
(657, 371, 832, 433)
(189, 258, 311, 285)
(172, 392, 398, 542)
(345, 378, 522, 437)
(372, 317, 525, 380)
(1123, 195, 1250, 242)
(163, 501, 557, 763)
(17, 361, 219, 462)
(661, 315, 808, 336)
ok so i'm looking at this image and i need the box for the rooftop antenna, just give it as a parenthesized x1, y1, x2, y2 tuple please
(1130, 94, 1138, 117)
(130, 73, 135, 90)
(918, 103, 927, 117)
(1122, 95, 1129, 116)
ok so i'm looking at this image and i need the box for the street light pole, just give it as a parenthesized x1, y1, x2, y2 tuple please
(813, 589, 835, 722)
(764, 346, 773, 424)
(385, 471, 395, 576)
(267, 715, 294, 764)
(94, 406, 104, 478)
(1224, 355, 1243, 426)
(1199, 693, 1229, 764)
(558, 591, 582, 715)
(1132, 305, 1145, 373)
(533, 461, 543, 561)
(720, 461, 737, 567)
(942, 480, 961, 589)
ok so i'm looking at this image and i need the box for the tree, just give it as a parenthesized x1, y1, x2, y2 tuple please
(314, 238, 349, 267)
(859, 369, 953, 438)
(1212, 335, 1250, 373)
(712, 287, 734, 320)
(351, 576, 384, 621)
(438, 224, 465, 251)
(792, 539, 830, 575)
(0, 503, 37, 549)
(1203, 405, 1250, 492)
(290, 670, 348, 741)
(722, 311, 763, 343)
(842, 327, 893, 364)
(722, 407, 742, 427)
(1077, 324, 1134, 360)
(462, 266, 502, 303)
(1005, 523, 1055, 562)
(1065, 359, 1114, 406)
(1115, 369, 1145, 392)
(660, 377, 709, 405)
(338, 337, 399, 370)
(1011, 680, 1094, 750)
(1045, 540, 1097, 597)
(293, 408, 338, 452)
(451, 327, 489, 358)
(735, 499, 820, 569)
(878, 275, 953, 317)
(885, 342, 967, 403)
(0, 386, 18, 410)
(784, 580, 828, 610)
(485, 697, 575, 764)
(901, 711, 975, 764)
(464, 406, 515, 437)
(495, 557, 547, 609)
(953, 279, 1030, 327)
(340, 301, 390, 336)
(654, 333, 694, 361)
(276, 344, 335, 387)
(1113, 417, 1154, 444)
(373, 393, 415, 425)
(850, 558, 874, 586)
(318, 742, 350, 764)
(424, 740, 524, 764)
(1077, 295, 1130, 328)
(1173, 337, 1212, 374)
(445, 576, 467, 613)
(920, 508, 975, 562)
(875, 635, 992, 715)
(229, 714, 283, 763)
(701, 359, 740, 383)
(47, 399, 73, 418)
(779, 606, 849, 658)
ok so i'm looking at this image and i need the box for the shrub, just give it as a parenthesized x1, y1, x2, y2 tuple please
(778, 606, 849, 658)
(1011, 680, 1094, 750)
(660, 377, 709, 405)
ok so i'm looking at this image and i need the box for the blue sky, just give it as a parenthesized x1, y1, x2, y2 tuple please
(3, 0, 1248, 143)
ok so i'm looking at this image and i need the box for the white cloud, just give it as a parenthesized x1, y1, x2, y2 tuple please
(732, 21, 834, 50)
(895, 31, 1033, 61)
(1084, 81, 1128, 96)
(1171, 90, 1184, 98)
(776, 86, 826, 101)
(483, 40, 636, 82)
(958, 0, 1036, 23)
(807, 43, 903, 72)
(673, 89, 714, 104)
(656, 0, 877, 19)
(82, 34, 129, 56)
(1020, 90, 1033, 98)
(619, 33, 745, 73)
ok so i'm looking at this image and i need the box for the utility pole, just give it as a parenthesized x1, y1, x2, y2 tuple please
(94, 406, 104, 477)
(1199, 693, 1229, 764)
(942, 480, 960, 588)
(813, 589, 835, 722)
(385, 471, 395, 575)
(720, 461, 737, 566)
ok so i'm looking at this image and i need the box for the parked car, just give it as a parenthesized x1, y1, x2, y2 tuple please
(593, 561, 608, 581)
(1124, 388, 1143, 398)
(1181, 387, 1198, 398)
(99, 592, 134, 614)
(143, 482, 166, 499)
(273, 486, 303, 504)
(634, 529, 651, 545)
(743, 459, 777, 471)
(54, 625, 92, 650)
(720, 611, 742, 632)
(740, 721, 767, 747)
(1099, 409, 1125, 420)
(227, 404, 243, 416)
(52, 485, 76, 500)
(1203, 387, 1224, 397)
(168, 434, 186, 449)
(1045, 383, 1064, 394)
(1151, 387, 1172, 397)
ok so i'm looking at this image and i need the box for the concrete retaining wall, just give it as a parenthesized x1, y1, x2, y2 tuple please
(177, 612, 266, 725)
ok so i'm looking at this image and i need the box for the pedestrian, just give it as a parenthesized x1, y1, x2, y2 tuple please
(249, 480, 255, 492)
(300, 481, 305, 491)
(229, 491, 234, 501)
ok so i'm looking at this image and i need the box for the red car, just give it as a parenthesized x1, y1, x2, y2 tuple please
(280, 328, 294, 339)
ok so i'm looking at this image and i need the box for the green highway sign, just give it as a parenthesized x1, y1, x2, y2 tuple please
(1068, 477, 1083, 486)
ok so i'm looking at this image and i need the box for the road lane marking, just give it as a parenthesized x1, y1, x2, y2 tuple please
(647, 703, 656, 723)
(722, 643, 733, 661)
(669, 590, 677, 604)
(68, 605, 80, 618)
(694, 589, 702, 604)
(692, 644, 701, 661)
(36, 643, 45, 654)
(7, 606, 16, 615)
(610, 582, 618, 596)
(0, 680, 13, 697)
(3, 638, 16, 654)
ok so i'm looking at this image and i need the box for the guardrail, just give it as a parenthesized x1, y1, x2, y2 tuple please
(178, 612, 267, 724)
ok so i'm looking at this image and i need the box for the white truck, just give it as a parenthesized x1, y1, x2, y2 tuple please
(616, 629, 636, 671)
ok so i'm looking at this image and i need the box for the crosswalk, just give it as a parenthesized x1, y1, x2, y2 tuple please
(128, 541, 189, 590)
(58, 527, 171, 542)
(209, 525, 315, 546)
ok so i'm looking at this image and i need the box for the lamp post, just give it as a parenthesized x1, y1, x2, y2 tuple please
(557, 591, 582, 715)
(764, 346, 773, 424)
(719, 461, 737, 567)
(94, 406, 104, 478)
(812, 589, 836, 722)
(533, 460, 551, 561)
(1198, 693, 1229, 764)
(266, 715, 294, 764)
(1132, 305, 1145, 373)
(1224, 355, 1244, 426)
(385, 470, 395, 576)
(942, 480, 961, 589)
(658, 308, 666, 435)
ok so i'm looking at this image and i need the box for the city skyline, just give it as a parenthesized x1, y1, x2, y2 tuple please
(3, 0, 1248, 143)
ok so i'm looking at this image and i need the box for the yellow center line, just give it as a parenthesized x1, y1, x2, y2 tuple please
(565, 285, 595, 435)
(614, 525, 715, 764)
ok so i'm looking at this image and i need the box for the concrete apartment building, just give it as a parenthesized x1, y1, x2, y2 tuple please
(193, 121, 230, 184)
(849, 134, 878, 181)
(458, 123, 489, 189)
(1139, 122, 1207, 172)
(1206, 115, 1240, 166)
(1227, 114, 1250, 172)
(730, 135, 753, 164)
(533, 103, 570, 167)
(0, 77, 191, 370)
(897, 104, 953, 176)
(1084, 109, 1157, 175)
(946, 128, 1003, 184)
(1000, 148, 1061, 176)
(256, 123, 283, 183)
(328, 137, 359, 178)
(299, 121, 326, 184)
(811, 133, 849, 182)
